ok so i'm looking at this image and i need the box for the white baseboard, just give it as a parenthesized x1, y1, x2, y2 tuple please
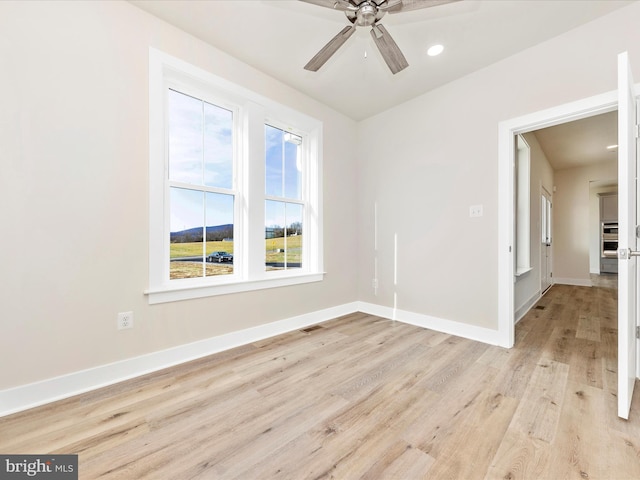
(553, 277, 592, 287)
(0, 302, 359, 418)
(356, 301, 502, 346)
(515, 290, 541, 324)
(1, 301, 505, 418)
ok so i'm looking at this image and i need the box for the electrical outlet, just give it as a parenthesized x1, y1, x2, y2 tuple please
(372, 278, 379, 289)
(117, 311, 134, 330)
(469, 204, 483, 218)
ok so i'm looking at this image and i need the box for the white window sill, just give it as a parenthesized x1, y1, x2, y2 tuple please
(515, 267, 533, 277)
(145, 272, 325, 304)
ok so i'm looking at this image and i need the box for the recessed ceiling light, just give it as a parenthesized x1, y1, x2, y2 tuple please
(427, 44, 444, 57)
(606, 144, 618, 150)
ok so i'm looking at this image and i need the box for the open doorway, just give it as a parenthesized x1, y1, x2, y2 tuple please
(511, 111, 617, 324)
(500, 53, 639, 420)
(497, 91, 618, 348)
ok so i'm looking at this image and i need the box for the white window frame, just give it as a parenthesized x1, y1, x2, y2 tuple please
(146, 49, 324, 304)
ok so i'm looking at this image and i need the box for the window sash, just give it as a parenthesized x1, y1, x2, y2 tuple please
(165, 83, 241, 285)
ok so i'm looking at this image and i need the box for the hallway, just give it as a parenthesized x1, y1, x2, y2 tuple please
(494, 280, 640, 478)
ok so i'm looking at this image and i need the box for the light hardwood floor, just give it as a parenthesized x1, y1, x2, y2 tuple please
(2, 283, 640, 479)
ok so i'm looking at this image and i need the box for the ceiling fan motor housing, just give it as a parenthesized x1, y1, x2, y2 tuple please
(345, 1, 387, 27)
(355, 3, 379, 26)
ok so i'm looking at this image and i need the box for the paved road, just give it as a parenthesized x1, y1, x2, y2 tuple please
(171, 256, 232, 263)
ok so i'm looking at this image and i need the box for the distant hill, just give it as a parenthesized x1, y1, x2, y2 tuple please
(170, 224, 233, 243)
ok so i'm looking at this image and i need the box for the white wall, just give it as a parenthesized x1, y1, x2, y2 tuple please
(0, 1, 358, 390)
(357, 2, 640, 329)
(554, 161, 618, 284)
(514, 133, 553, 319)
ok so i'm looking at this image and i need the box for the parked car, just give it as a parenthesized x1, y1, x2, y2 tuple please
(207, 251, 233, 263)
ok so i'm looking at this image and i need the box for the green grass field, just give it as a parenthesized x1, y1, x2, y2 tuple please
(170, 262, 233, 280)
(265, 235, 302, 263)
(169, 235, 301, 279)
(170, 240, 234, 258)
(170, 236, 302, 263)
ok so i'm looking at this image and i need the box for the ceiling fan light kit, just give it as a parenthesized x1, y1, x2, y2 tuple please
(302, 0, 458, 74)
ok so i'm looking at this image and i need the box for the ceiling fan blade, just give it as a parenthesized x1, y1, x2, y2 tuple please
(299, 0, 354, 12)
(370, 24, 408, 74)
(386, 0, 460, 14)
(304, 25, 356, 72)
(378, 0, 402, 12)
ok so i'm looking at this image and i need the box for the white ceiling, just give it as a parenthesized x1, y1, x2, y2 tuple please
(130, 0, 628, 170)
(532, 111, 618, 171)
(130, 0, 632, 121)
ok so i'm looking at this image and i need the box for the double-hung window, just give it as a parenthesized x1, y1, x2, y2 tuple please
(265, 124, 304, 271)
(147, 49, 323, 304)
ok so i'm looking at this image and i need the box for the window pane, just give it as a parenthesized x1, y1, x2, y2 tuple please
(170, 187, 204, 279)
(265, 125, 283, 197)
(284, 133, 302, 199)
(545, 196, 552, 242)
(541, 195, 547, 244)
(285, 203, 303, 269)
(516, 135, 530, 272)
(169, 90, 234, 189)
(169, 90, 203, 185)
(266, 125, 302, 200)
(265, 200, 303, 271)
(204, 102, 233, 189)
(205, 192, 234, 277)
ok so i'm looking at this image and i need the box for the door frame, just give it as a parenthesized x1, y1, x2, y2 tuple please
(497, 90, 618, 348)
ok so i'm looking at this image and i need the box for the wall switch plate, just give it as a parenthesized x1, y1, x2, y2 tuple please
(117, 311, 134, 330)
(470, 205, 483, 217)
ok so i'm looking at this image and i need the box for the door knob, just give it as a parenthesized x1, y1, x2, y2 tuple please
(618, 248, 640, 259)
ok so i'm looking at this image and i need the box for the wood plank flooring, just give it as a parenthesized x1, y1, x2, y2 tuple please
(2, 283, 640, 479)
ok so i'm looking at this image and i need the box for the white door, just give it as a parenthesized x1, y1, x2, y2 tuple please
(541, 190, 552, 293)
(617, 51, 639, 420)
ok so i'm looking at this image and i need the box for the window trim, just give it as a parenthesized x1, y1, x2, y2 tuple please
(146, 48, 324, 304)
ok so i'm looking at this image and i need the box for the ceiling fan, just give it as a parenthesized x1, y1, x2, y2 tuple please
(301, 0, 459, 74)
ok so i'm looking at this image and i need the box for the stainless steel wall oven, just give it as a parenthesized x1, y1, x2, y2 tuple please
(601, 222, 618, 274)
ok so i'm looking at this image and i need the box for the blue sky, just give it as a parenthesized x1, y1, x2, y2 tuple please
(169, 89, 233, 190)
(265, 200, 303, 232)
(265, 124, 301, 200)
(170, 188, 234, 233)
(169, 89, 302, 234)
